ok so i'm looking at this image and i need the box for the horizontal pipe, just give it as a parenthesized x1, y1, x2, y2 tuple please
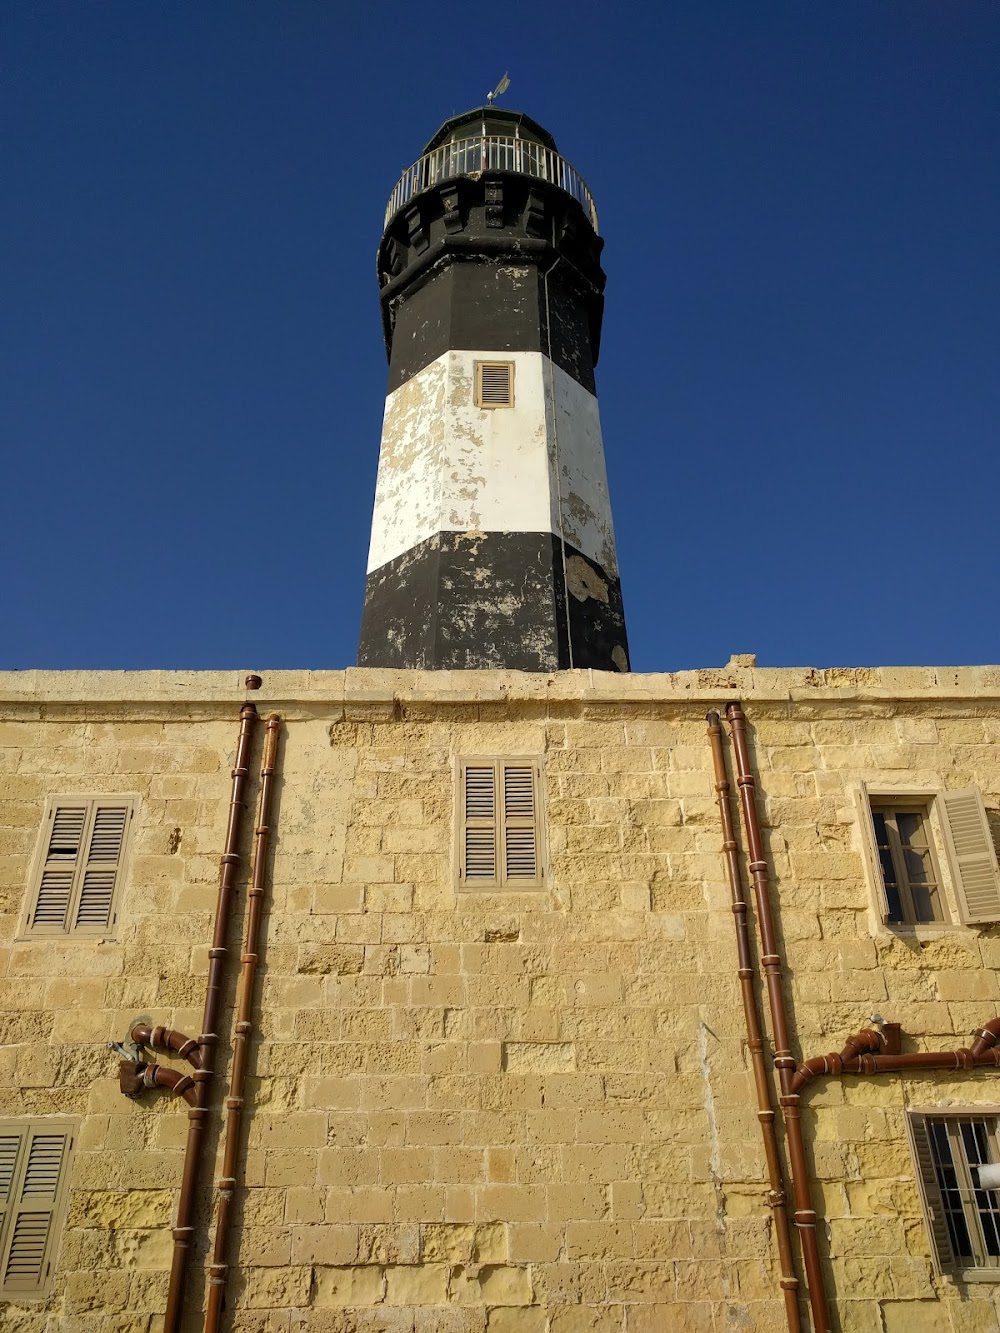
(793, 1020, 1000, 1093)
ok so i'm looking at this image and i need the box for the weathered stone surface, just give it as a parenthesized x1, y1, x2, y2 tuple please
(3, 665, 1000, 1329)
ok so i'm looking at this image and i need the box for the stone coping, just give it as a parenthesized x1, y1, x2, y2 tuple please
(0, 665, 998, 710)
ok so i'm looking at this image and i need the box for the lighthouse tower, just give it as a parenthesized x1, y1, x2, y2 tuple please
(358, 106, 629, 672)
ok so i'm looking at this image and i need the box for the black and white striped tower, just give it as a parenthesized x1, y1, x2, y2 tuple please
(358, 106, 629, 672)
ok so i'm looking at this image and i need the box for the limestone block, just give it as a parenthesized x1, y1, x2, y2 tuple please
(880, 1301, 955, 1333)
(484, 1311, 545, 1333)
(290, 1225, 359, 1265)
(548, 1310, 623, 1332)
(239, 1266, 313, 1308)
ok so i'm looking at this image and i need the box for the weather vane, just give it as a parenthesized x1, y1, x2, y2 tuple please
(486, 72, 510, 106)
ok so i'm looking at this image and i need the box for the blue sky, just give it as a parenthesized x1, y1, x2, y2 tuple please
(3, 2, 998, 672)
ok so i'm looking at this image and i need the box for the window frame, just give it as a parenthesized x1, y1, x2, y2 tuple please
(908, 1107, 1000, 1282)
(455, 756, 545, 891)
(868, 797, 947, 926)
(0, 1118, 76, 1300)
(20, 795, 136, 941)
(858, 784, 1000, 930)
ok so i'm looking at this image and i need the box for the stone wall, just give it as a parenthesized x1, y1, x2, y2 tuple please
(2, 666, 1000, 1332)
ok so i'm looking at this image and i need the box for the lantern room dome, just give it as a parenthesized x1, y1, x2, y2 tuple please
(422, 106, 557, 155)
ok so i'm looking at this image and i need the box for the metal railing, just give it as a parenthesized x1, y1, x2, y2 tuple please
(384, 134, 598, 231)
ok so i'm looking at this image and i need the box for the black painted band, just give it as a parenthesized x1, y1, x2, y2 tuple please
(358, 531, 628, 673)
(385, 260, 598, 395)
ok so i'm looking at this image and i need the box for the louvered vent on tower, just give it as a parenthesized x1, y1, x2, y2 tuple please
(475, 361, 514, 408)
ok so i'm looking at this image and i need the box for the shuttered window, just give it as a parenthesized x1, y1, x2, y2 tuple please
(458, 758, 543, 888)
(910, 1111, 1000, 1277)
(23, 798, 133, 937)
(860, 786, 1000, 927)
(474, 360, 514, 408)
(939, 790, 1000, 925)
(0, 1121, 75, 1298)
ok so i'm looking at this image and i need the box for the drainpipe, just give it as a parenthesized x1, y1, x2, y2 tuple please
(706, 712, 802, 1333)
(793, 1018, 1000, 1092)
(725, 701, 832, 1333)
(161, 702, 259, 1333)
(204, 712, 281, 1333)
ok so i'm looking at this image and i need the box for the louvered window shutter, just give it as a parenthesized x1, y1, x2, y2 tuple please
(939, 789, 1000, 925)
(0, 1132, 21, 1265)
(28, 804, 89, 934)
(74, 803, 130, 933)
(857, 784, 891, 920)
(0, 1126, 72, 1296)
(463, 765, 498, 882)
(26, 799, 131, 937)
(909, 1115, 956, 1273)
(502, 765, 538, 882)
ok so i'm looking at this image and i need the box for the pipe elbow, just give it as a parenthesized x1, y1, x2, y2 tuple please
(791, 1060, 822, 1093)
(841, 1028, 885, 1061)
(970, 1016, 1000, 1057)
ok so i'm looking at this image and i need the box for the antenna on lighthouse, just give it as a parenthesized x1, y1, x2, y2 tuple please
(486, 72, 510, 105)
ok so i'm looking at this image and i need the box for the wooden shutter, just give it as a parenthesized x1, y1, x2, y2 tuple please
(857, 784, 891, 920)
(0, 1124, 73, 1297)
(0, 1131, 21, 1262)
(463, 765, 498, 882)
(74, 803, 130, 933)
(939, 789, 1000, 925)
(26, 799, 132, 937)
(502, 765, 538, 881)
(459, 759, 543, 888)
(909, 1114, 955, 1274)
(476, 361, 514, 408)
(27, 803, 89, 934)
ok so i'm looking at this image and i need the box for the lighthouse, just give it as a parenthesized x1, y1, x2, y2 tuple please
(358, 105, 629, 672)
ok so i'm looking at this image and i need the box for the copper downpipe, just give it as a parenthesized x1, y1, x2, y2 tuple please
(724, 701, 832, 1333)
(204, 712, 281, 1333)
(707, 712, 802, 1333)
(162, 702, 259, 1333)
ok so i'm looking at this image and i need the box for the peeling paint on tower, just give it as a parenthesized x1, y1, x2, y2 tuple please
(359, 104, 628, 672)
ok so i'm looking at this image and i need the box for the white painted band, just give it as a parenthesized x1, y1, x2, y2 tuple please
(365, 350, 619, 576)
